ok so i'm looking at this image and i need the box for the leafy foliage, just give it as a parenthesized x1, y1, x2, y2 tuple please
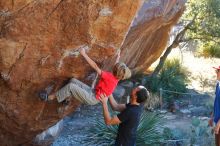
(82, 111, 164, 146)
(182, 0, 220, 58)
(197, 42, 220, 58)
(145, 59, 189, 101)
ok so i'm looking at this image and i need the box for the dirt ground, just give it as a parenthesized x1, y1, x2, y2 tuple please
(52, 104, 103, 146)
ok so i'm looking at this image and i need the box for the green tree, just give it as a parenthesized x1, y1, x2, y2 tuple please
(151, 0, 220, 77)
(183, 0, 220, 58)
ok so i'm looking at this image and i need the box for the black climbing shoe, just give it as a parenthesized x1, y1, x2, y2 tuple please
(39, 82, 56, 101)
(61, 99, 70, 106)
(39, 90, 48, 101)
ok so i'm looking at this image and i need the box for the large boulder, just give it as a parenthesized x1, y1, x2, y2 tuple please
(0, 0, 185, 145)
(121, 0, 186, 73)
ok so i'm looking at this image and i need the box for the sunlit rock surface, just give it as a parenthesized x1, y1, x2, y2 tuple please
(0, 0, 185, 145)
(121, 0, 186, 73)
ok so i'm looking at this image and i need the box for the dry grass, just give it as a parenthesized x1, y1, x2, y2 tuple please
(144, 93, 160, 109)
(161, 49, 220, 93)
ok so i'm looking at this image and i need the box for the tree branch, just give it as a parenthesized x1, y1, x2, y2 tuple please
(150, 14, 197, 77)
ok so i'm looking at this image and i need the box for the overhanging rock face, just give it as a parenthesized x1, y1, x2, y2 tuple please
(121, 0, 186, 73)
(0, 0, 185, 145)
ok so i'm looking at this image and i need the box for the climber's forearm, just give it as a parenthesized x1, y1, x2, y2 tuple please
(115, 50, 120, 63)
(81, 53, 101, 75)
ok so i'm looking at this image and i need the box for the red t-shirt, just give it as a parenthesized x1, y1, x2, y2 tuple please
(95, 71, 119, 100)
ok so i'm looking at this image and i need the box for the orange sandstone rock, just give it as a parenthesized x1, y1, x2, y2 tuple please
(0, 0, 185, 145)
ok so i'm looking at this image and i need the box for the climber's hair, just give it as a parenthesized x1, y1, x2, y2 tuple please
(112, 62, 131, 80)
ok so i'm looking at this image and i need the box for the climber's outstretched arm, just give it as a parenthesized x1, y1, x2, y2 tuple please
(115, 49, 120, 64)
(79, 47, 102, 75)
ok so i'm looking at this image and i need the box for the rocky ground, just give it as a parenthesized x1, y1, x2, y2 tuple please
(52, 92, 213, 146)
(52, 104, 103, 146)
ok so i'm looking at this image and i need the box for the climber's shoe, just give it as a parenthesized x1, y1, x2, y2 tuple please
(61, 99, 70, 106)
(39, 90, 48, 101)
(39, 82, 56, 101)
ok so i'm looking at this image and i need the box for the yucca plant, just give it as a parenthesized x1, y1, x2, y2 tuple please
(145, 58, 189, 102)
(81, 111, 164, 146)
(136, 112, 164, 146)
(160, 58, 189, 92)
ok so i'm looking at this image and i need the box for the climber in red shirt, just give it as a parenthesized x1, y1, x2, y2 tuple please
(39, 46, 131, 105)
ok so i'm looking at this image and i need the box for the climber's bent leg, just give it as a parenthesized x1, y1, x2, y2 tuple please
(69, 78, 91, 90)
(55, 82, 99, 105)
